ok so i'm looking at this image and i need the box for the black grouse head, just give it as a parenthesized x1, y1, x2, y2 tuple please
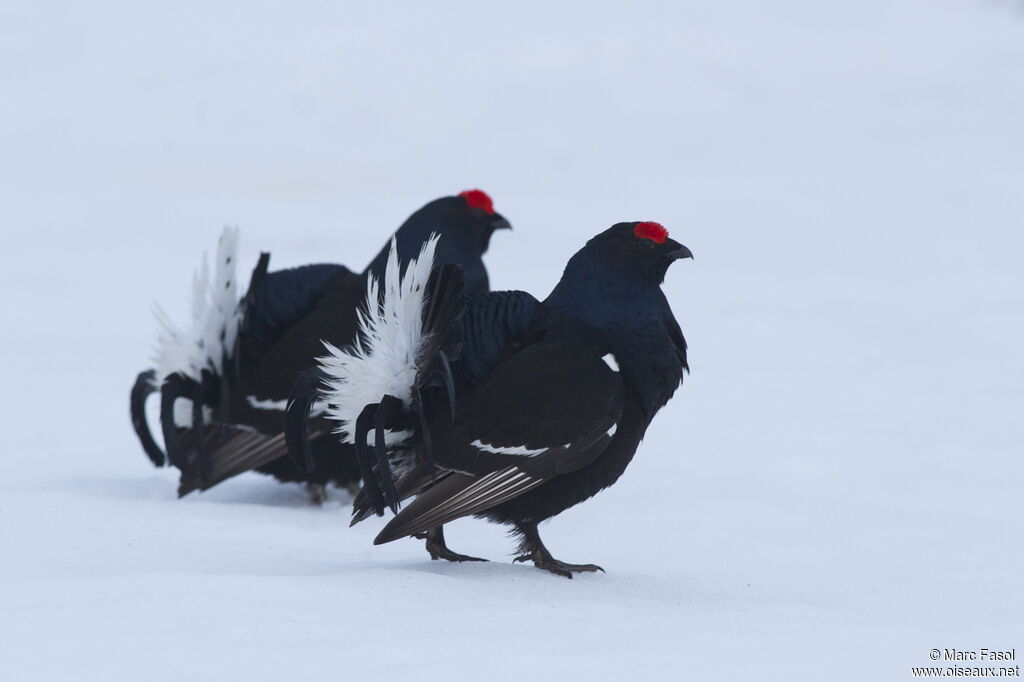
(569, 221, 692, 284)
(547, 221, 692, 321)
(597, 221, 690, 277)
(365, 190, 511, 295)
(449, 189, 511, 254)
(430, 190, 510, 293)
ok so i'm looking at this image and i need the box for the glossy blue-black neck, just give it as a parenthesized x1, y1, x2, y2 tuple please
(545, 246, 686, 421)
(545, 248, 672, 334)
(363, 196, 491, 294)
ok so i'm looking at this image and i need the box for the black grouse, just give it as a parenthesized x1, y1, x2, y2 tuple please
(289, 221, 691, 577)
(129, 190, 511, 499)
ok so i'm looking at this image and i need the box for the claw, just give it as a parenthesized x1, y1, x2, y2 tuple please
(353, 403, 385, 516)
(131, 369, 166, 467)
(160, 373, 193, 470)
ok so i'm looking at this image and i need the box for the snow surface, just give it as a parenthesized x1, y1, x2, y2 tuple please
(2, 2, 1023, 680)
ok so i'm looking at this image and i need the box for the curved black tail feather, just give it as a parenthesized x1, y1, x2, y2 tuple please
(374, 394, 406, 514)
(414, 385, 437, 484)
(131, 369, 166, 467)
(285, 366, 325, 474)
(418, 265, 466, 376)
(160, 373, 196, 470)
(352, 263, 468, 513)
(354, 404, 386, 517)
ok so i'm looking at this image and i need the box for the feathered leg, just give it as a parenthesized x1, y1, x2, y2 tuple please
(306, 482, 327, 505)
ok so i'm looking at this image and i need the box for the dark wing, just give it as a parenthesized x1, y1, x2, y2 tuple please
(374, 341, 622, 544)
(454, 290, 543, 389)
(345, 290, 542, 523)
(237, 263, 363, 401)
(664, 310, 688, 373)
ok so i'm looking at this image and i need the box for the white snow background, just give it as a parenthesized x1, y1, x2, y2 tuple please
(1, 2, 1022, 680)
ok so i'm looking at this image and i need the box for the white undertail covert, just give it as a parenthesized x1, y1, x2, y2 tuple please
(318, 234, 440, 446)
(151, 226, 243, 389)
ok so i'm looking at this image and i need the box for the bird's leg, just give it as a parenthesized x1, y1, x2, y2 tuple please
(305, 482, 327, 505)
(512, 523, 604, 579)
(413, 526, 487, 563)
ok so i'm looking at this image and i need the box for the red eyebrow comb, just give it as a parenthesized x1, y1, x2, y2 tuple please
(459, 189, 495, 215)
(634, 222, 668, 243)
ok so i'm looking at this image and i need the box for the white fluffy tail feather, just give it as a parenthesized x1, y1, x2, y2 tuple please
(151, 226, 243, 390)
(318, 234, 440, 446)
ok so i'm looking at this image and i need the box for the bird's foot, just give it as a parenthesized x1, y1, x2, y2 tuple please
(415, 527, 487, 563)
(306, 482, 327, 505)
(513, 523, 604, 579)
(512, 553, 604, 579)
(428, 544, 488, 563)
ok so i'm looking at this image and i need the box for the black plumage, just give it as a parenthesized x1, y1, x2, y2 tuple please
(129, 191, 511, 498)
(311, 221, 691, 577)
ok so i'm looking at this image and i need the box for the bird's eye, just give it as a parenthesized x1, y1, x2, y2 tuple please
(638, 238, 654, 250)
